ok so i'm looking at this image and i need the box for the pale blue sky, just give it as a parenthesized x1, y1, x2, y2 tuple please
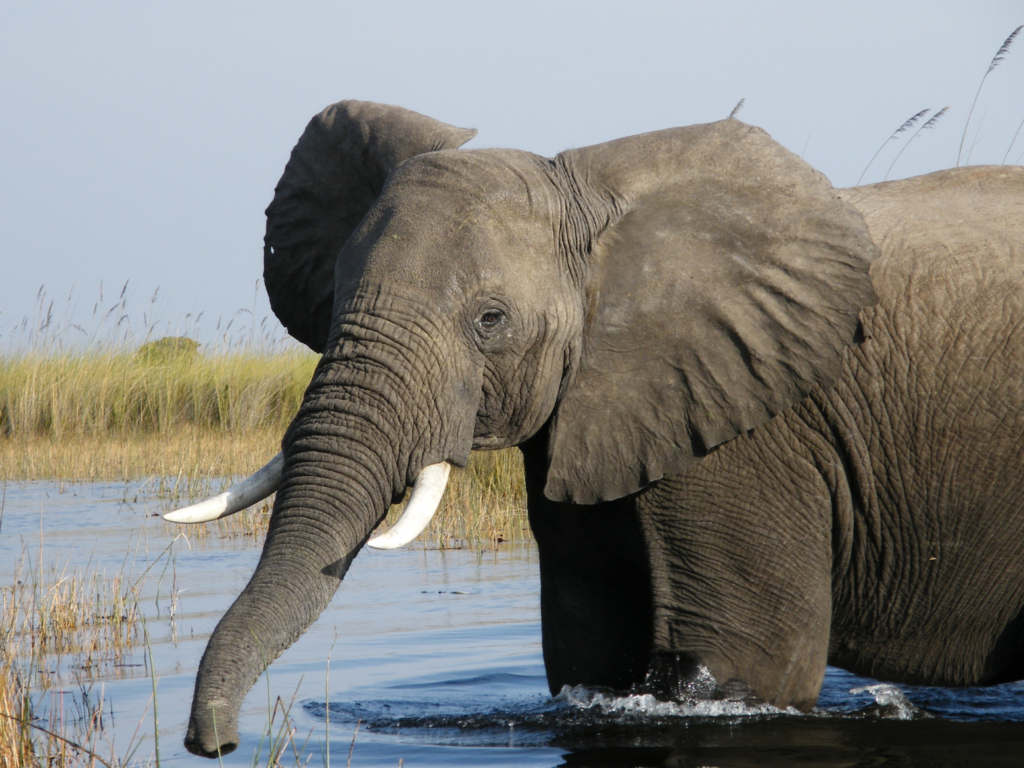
(2, 2, 1022, 347)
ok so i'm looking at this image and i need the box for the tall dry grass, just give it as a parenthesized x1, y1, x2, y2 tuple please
(1, 337, 530, 546)
(0, 545, 150, 768)
(959, 25, 1023, 166)
(0, 346, 316, 484)
(0, 346, 317, 440)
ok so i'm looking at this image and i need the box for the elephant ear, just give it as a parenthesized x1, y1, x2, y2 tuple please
(264, 100, 477, 352)
(544, 120, 879, 504)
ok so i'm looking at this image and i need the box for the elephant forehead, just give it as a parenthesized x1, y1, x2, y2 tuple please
(388, 148, 558, 211)
(341, 152, 564, 302)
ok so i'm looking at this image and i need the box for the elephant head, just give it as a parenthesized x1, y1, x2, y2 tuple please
(175, 100, 878, 757)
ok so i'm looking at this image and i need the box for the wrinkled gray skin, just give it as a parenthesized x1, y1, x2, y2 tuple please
(184, 101, 1024, 757)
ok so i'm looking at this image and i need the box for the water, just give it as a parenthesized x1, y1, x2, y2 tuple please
(3, 481, 1024, 766)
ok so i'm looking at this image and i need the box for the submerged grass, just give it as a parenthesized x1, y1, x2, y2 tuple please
(0, 541, 147, 767)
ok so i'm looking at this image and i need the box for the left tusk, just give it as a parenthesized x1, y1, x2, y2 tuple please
(163, 453, 284, 523)
(366, 462, 451, 550)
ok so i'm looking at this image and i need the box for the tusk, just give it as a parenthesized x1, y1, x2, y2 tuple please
(163, 452, 284, 524)
(366, 462, 451, 550)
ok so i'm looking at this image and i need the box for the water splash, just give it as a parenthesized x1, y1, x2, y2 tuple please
(850, 683, 929, 720)
(559, 684, 787, 718)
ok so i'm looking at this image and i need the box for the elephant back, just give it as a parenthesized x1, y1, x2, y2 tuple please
(841, 166, 1024, 310)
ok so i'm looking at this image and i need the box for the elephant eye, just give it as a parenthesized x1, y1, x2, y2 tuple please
(477, 309, 505, 331)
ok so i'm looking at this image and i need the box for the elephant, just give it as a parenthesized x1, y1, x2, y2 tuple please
(167, 100, 1024, 757)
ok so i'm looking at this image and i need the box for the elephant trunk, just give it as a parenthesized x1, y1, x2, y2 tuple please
(184, 318, 474, 756)
(184, 412, 397, 757)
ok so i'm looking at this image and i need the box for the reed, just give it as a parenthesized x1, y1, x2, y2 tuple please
(3, 553, 142, 693)
(0, 596, 33, 768)
(958, 25, 1022, 166)
(0, 547, 147, 767)
(884, 107, 950, 181)
(0, 346, 317, 441)
(857, 108, 931, 185)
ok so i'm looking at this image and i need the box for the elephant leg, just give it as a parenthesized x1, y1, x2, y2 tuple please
(529, 497, 654, 694)
(635, 425, 837, 710)
(521, 440, 654, 694)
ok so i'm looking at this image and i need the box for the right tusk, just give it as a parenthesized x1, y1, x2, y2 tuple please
(163, 452, 284, 524)
(366, 462, 451, 550)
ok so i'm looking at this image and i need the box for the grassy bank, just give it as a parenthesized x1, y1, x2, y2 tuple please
(0, 345, 316, 447)
(0, 342, 529, 545)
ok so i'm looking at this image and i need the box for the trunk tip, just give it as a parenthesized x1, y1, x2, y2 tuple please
(184, 734, 238, 759)
(185, 712, 239, 758)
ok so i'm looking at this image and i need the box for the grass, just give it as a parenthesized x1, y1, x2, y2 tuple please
(0, 346, 317, 444)
(0, 604, 33, 768)
(6, 560, 140, 681)
(856, 25, 1023, 184)
(0, 336, 529, 547)
(857, 108, 931, 185)
(958, 25, 1023, 166)
(0, 540, 148, 767)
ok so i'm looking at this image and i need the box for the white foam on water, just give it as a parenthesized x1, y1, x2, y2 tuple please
(849, 683, 921, 720)
(557, 667, 789, 719)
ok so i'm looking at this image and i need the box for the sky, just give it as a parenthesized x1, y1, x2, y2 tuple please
(2, 2, 1022, 349)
